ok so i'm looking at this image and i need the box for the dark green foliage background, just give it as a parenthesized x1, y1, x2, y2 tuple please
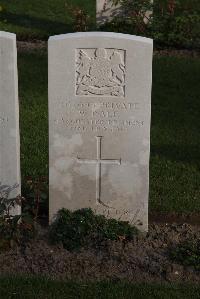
(0, 0, 199, 48)
(103, 0, 200, 48)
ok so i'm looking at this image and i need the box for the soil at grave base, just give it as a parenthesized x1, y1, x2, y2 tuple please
(0, 223, 199, 283)
(149, 212, 200, 226)
(153, 48, 200, 58)
(17, 40, 46, 52)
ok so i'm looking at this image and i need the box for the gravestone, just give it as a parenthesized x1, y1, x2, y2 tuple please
(0, 32, 21, 214)
(97, 0, 122, 26)
(96, 0, 153, 26)
(49, 32, 153, 231)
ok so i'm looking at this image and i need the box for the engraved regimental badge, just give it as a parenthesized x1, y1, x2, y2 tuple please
(76, 48, 126, 97)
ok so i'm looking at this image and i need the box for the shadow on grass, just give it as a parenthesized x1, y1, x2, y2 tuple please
(0, 11, 73, 36)
(151, 144, 200, 166)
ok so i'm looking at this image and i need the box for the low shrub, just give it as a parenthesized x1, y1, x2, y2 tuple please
(65, 2, 91, 32)
(49, 208, 139, 251)
(103, 0, 200, 48)
(0, 182, 36, 251)
(169, 240, 200, 271)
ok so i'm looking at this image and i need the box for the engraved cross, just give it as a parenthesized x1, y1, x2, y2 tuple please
(77, 136, 121, 205)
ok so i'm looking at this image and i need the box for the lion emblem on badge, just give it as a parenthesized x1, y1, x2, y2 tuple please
(76, 48, 126, 97)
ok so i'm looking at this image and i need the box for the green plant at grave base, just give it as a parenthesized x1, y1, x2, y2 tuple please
(169, 240, 200, 271)
(0, 182, 36, 251)
(49, 208, 139, 251)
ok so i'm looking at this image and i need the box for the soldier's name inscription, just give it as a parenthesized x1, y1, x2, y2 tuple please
(53, 100, 144, 132)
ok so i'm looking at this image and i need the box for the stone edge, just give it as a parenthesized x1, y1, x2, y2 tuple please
(0, 30, 20, 214)
(48, 32, 153, 45)
(0, 31, 16, 40)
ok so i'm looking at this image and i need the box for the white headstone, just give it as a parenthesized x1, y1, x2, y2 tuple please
(0, 32, 21, 214)
(97, 0, 122, 26)
(96, 0, 153, 26)
(49, 32, 153, 231)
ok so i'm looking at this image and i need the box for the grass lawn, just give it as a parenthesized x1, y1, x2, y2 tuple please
(0, 276, 200, 299)
(150, 56, 200, 212)
(18, 50, 200, 213)
(0, 0, 95, 40)
(19, 51, 48, 179)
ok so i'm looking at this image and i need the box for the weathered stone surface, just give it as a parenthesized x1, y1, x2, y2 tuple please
(49, 32, 153, 231)
(0, 32, 21, 214)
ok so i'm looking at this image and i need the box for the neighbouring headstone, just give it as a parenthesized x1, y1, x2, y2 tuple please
(96, 0, 122, 26)
(49, 32, 153, 231)
(0, 31, 21, 214)
(96, 0, 153, 26)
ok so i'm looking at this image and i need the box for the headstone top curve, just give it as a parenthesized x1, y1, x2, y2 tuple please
(0, 31, 16, 40)
(48, 32, 153, 45)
